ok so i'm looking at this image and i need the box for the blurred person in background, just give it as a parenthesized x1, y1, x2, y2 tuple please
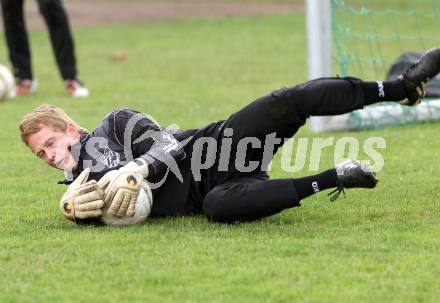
(1, 0, 89, 97)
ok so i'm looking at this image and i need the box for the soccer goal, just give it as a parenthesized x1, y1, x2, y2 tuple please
(307, 0, 440, 132)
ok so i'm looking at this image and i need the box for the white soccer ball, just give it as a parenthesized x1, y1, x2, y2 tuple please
(0, 64, 15, 100)
(100, 181, 153, 226)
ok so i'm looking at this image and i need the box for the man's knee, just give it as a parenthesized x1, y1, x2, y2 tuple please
(203, 186, 232, 223)
(270, 86, 308, 121)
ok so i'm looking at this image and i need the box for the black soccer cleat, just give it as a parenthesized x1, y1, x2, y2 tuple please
(328, 160, 378, 201)
(399, 47, 440, 106)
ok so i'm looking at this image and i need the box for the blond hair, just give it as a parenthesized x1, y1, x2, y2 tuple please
(19, 104, 87, 145)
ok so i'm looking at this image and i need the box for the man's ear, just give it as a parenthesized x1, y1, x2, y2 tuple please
(65, 122, 80, 139)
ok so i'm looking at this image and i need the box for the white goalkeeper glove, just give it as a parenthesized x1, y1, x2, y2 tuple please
(100, 180, 153, 226)
(59, 168, 105, 221)
(98, 159, 149, 218)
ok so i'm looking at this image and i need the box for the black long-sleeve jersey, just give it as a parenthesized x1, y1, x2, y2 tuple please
(67, 108, 224, 217)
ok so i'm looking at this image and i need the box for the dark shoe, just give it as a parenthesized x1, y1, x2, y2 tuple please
(399, 47, 440, 106)
(329, 160, 378, 201)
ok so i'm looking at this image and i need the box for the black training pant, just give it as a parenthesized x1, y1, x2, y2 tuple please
(0, 0, 77, 80)
(202, 77, 366, 223)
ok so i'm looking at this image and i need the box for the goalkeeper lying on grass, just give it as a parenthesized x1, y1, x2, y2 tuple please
(19, 47, 440, 226)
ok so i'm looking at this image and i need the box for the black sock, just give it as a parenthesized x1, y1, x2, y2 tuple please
(362, 79, 407, 105)
(292, 168, 338, 200)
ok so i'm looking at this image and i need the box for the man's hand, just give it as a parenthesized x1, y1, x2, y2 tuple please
(60, 168, 105, 221)
(98, 159, 149, 218)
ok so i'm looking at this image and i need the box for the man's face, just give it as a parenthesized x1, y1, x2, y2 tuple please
(27, 123, 80, 170)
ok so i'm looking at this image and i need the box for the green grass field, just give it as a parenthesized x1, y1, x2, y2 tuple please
(1, 11, 440, 303)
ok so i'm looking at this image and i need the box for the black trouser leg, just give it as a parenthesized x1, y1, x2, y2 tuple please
(223, 77, 367, 143)
(276, 76, 367, 118)
(37, 0, 76, 80)
(204, 78, 369, 222)
(1, 0, 32, 79)
(211, 77, 367, 185)
(203, 168, 339, 223)
(203, 174, 301, 223)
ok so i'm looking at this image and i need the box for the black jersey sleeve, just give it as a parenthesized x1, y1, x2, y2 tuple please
(108, 109, 186, 179)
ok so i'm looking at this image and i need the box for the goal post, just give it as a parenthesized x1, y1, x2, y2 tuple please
(307, 0, 440, 132)
(306, 0, 335, 132)
(306, 0, 332, 80)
